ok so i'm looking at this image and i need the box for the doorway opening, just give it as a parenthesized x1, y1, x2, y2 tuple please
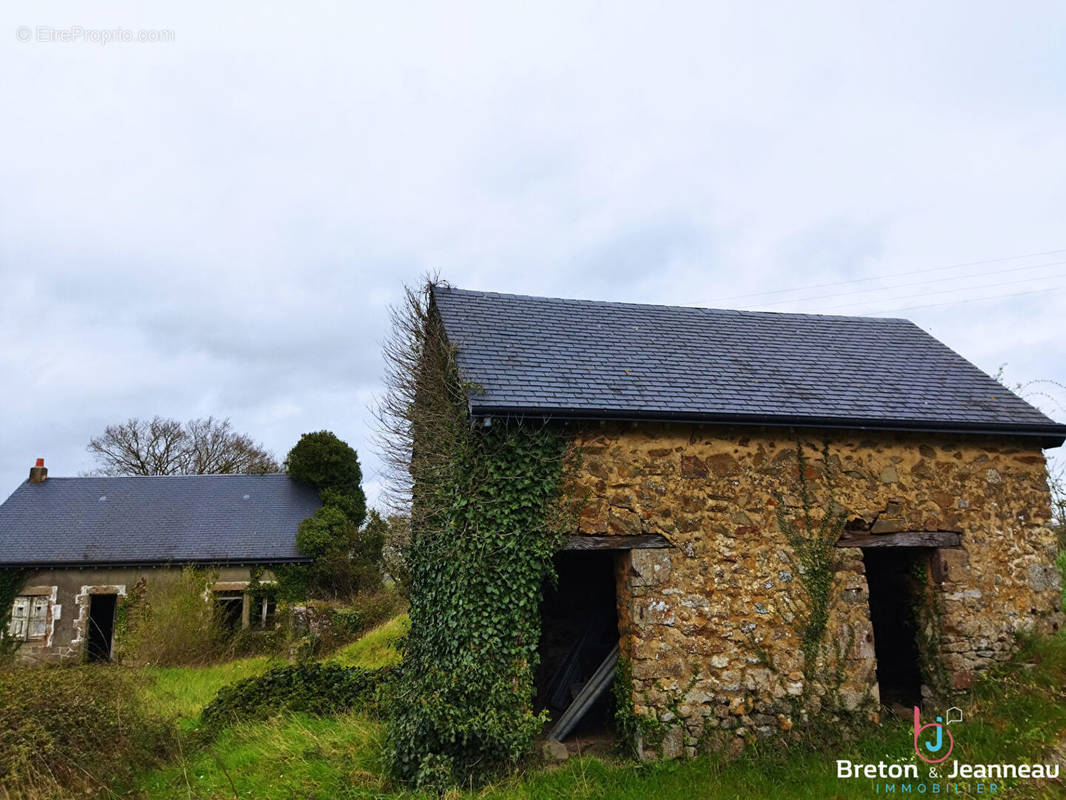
(86, 593, 118, 662)
(535, 551, 619, 741)
(863, 548, 927, 708)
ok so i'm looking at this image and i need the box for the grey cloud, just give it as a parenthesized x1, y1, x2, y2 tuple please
(1, 0, 1065, 503)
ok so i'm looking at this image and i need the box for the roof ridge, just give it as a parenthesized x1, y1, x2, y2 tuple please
(432, 285, 912, 324)
(37, 473, 291, 480)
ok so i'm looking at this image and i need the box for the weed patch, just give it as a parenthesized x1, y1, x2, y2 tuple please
(0, 665, 171, 799)
(201, 662, 392, 732)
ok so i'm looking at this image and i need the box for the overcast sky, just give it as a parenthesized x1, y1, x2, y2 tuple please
(2, 2, 1064, 506)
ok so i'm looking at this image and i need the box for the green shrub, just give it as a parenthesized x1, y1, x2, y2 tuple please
(115, 568, 232, 666)
(331, 607, 364, 636)
(0, 568, 27, 664)
(275, 590, 406, 661)
(281, 431, 384, 600)
(351, 589, 404, 630)
(200, 662, 392, 731)
(1057, 548, 1066, 613)
(289, 507, 383, 600)
(0, 666, 171, 797)
(284, 431, 366, 525)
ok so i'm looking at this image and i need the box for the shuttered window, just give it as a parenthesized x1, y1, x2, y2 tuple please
(9, 595, 49, 640)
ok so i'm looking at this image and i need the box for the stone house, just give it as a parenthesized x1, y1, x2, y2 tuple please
(432, 286, 1066, 753)
(0, 461, 319, 662)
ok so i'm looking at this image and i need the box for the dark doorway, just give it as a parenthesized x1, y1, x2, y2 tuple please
(863, 548, 925, 708)
(86, 593, 117, 662)
(536, 551, 619, 738)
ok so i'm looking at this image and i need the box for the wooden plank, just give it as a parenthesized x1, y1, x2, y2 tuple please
(563, 534, 671, 551)
(546, 628, 590, 710)
(835, 531, 962, 549)
(547, 644, 619, 742)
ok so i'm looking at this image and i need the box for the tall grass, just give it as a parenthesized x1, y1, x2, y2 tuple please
(134, 713, 386, 800)
(1057, 549, 1066, 613)
(142, 656, 274, 723)
(0, 666, 172, 800)
(117, 568, 232, 666)
(330, 614, 408, 669)
(129, 628, 1066, 800)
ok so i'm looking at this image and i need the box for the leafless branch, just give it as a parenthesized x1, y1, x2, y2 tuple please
(87, 416, 280, 475)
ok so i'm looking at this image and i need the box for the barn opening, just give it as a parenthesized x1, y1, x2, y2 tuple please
(86, 593, 117, 662)
(536, 550, 620, 741)
(863, 548, 926, 708)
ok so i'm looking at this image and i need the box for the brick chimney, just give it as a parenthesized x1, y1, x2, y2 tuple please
(29, 458, 47, 483)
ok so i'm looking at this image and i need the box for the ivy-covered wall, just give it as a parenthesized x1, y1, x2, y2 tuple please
(382, 284, 580, 790)
(387, 422, 573, 790)
(574, 423, 1063, 757)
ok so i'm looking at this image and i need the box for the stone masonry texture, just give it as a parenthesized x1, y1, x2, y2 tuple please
(571, 423, 1064, 754)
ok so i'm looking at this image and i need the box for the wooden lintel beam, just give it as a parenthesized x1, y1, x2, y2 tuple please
(835, 531, 962, 549)
(563, 534, 671, 551)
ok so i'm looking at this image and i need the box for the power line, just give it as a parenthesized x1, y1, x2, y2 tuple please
(788, 272, 1065, 314)
(864, 286, 1062, 316)
(714, 246, 1066, 304)
(752, 258, 1066, 308)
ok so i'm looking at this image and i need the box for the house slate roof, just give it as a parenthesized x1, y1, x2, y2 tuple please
(432, 286, 1066, 445)
(0, 474, 320, 567)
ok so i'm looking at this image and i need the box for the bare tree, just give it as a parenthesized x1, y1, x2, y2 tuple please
(373, 278, 469, 516)
(87, 416, 279, 476)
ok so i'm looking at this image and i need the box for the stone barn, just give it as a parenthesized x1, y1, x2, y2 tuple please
(0, 462, 319, 663)
(432, 286, 1065, 754)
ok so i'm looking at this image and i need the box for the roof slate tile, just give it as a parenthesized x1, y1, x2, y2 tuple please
(433, 287, 1066, 441)
(0, 474, 320, 566)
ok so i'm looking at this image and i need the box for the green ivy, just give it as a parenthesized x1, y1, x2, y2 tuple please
(378, 284, 579, 790)
(387, 421, 574, 790)
(910, 556, 950, 697)
(201, 662, 392, 732)
(612, 657, 645, 758)
(0, 569, 27, 663)
(775, 441, 847, 683)
(612, 656, 699, 759)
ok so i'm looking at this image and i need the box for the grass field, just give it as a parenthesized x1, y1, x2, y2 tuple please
(139, 614, 408, 726)
(142, 655, 275, 724)
(127, 621, 1066, 800)
(329, 613, 408, 670)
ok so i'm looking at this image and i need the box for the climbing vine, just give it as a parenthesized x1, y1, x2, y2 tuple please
(612, 656, 699, 758)
(378, 282, 578, 790)
(775, 441, 848, 683)
(0, 569, 27, 662)
(910, 556, 950, 697)
(612, 657, 645, 758)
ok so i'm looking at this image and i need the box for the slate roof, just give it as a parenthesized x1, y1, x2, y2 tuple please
(0, 474, 320, 567)
(432, 287, 1066, 445)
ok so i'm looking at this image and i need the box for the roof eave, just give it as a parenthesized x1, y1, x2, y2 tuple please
(0, 557, 313, 570)
(468, 405, 1066, 449)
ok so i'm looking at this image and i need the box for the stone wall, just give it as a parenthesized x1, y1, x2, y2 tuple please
(13, 565, 261, 663)
(572, 423, 1063, 754)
